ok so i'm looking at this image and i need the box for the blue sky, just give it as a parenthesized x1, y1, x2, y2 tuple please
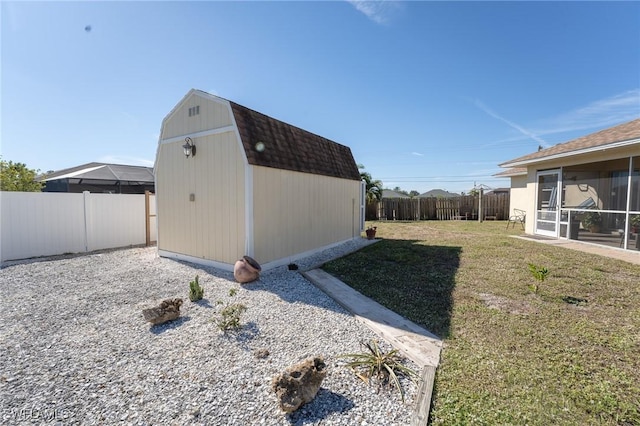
(2, 1, 639, 194)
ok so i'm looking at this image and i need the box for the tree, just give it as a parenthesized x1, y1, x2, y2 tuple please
(0, 158, 43, 192)
(392, 186, 409, 196)
(409, 190, 420, 198)
(358, 164, 383, 202)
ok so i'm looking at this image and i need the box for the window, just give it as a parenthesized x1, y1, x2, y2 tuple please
(188, 105, 200, 117)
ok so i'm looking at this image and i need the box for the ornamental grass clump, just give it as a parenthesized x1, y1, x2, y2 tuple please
(338, 339, 418, 402)
(189, 275, 204, 302)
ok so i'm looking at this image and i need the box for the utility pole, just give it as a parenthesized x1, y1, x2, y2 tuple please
(478, 187, 483, 222)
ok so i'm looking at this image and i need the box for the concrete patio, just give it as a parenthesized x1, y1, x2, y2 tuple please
(515, 235, 640, 265)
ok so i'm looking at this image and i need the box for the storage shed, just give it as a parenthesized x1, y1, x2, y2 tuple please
(154, 89, 364, 271)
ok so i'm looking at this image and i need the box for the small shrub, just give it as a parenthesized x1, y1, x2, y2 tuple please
(189, 275, 204, 302)
(527, 263, 549, 293)
(338, 339, 418, 402)
(214, 288, 246, 332)
(582, 211, 602, 230)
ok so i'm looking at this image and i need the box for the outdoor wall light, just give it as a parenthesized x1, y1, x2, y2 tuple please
(182, 137, 196, 158)
(255, 141, 265, 152)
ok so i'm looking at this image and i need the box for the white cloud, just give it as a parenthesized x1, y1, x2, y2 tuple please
(473, 99, 550, 148)
(541, 89, 640, 135)
(478, 90, 640, 148)
(411, 152, 424, 156)
(120, 111, 138, 122)
(347, 0, 402, 25)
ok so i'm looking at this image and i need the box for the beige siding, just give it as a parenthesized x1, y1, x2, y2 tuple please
(509, 175, 529, 216)
(251, 167, 361, 264)
(524, 168, 538, 234)
(162, 94, 233, 140)
(156, 131, 246, 264)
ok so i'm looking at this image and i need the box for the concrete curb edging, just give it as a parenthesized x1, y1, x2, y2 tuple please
(301, 268, 442, 425)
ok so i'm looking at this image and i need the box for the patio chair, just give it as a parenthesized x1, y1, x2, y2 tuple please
(507, 208, 526, 230)
(576, 197, 596, 209)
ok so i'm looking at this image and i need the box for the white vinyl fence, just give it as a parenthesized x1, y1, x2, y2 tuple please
(0, 191, 156, 263)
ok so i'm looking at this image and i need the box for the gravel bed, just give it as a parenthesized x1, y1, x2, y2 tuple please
(0, 240, 418, 425)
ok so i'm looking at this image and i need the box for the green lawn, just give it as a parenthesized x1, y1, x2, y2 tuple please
(322, 221, 640, 425)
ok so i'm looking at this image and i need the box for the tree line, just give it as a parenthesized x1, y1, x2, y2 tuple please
(0, 157, 42, 192)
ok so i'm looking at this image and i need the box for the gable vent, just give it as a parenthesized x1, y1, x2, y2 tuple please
(188, 105, 200, 117)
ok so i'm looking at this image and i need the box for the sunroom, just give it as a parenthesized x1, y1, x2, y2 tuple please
(500, 118, 640, 252)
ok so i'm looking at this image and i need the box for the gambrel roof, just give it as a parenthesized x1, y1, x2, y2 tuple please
(500, 118, 640, 168)
(230, 101, 361, 181)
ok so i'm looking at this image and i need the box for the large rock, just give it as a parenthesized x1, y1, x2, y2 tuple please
(271, 356, 327, 413)
(142, 298, 183, 325)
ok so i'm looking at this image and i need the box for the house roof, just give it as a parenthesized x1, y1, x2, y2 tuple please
(486, 187, 510, 194)
(500, 118, 640, 168)
(230, 101, 360, 181)
(39, 163, 154, 184)
(418, 189, 460, 198)
(494, 167, 527, 177)
(381, 189, 410, 199)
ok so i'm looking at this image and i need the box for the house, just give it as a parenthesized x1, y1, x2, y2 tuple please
(154, 89, 363, 271)
(39, 162, 155, 194)
(382, 189, 410, 199)
(485, 187, 510, 196)
(499, 118, 640, 251)
(418, 189, 460, 198)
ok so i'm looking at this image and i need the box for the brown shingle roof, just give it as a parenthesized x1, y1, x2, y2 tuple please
(500, 118, 640, 167)
(494, 167, 527, 177)
(231, 102, 360, 181)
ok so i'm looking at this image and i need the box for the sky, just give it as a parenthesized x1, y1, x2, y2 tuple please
(2, 1, 639, 194)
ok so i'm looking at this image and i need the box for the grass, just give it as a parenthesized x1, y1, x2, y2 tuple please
(322, 221, 640, 425)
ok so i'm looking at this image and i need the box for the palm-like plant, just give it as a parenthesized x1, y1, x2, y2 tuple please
(338, 339, 418, 402)
(359, 164, 383, 203)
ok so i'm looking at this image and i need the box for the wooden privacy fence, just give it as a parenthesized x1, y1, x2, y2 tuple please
(366, 194, 509, 221)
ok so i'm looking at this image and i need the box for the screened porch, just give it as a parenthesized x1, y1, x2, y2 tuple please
(535, 156, 640, 251)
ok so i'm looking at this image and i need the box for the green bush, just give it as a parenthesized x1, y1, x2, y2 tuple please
(527, 263, 549, 294)
(214, 288, 246, 332)
(581, 211, 602, 230)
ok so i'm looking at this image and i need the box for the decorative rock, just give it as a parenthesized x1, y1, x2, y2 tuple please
(253, 348, 270, 359)
(271, 356, 327, 413)
(142, 298, 183, 325)
(233, 255, 262, 283)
